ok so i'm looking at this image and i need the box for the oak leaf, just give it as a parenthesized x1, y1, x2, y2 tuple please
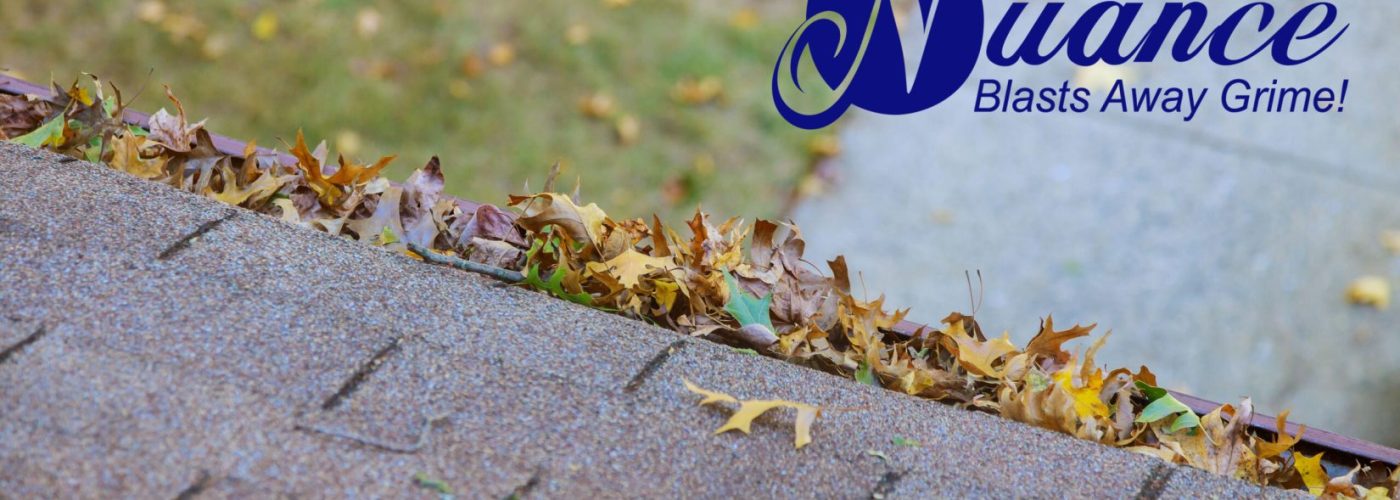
(683, 379, 820, 449)
(1254, 410, 1305, 459)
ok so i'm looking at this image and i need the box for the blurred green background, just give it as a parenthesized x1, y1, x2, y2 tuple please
(0, 0, 837, 222)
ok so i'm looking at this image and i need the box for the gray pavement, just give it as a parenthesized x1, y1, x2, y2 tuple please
(795, 0, 1400, 446)
(0, 143, 1289, 497)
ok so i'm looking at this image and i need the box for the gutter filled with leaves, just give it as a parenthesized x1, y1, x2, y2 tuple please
(2, 74, 1397, 497)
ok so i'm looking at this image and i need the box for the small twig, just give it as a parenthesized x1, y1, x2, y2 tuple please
(407, 242, 524, 283)
(296, 413, 448, 454)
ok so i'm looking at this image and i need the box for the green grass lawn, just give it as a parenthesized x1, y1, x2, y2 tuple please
(0, 0, 832, 223)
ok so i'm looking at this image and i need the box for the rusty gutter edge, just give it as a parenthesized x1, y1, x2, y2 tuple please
(4, 73, 1395, 468)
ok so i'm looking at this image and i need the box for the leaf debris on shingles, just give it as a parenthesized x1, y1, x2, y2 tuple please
(683, 379, 819, 450)
(3, 77, 1395, 496)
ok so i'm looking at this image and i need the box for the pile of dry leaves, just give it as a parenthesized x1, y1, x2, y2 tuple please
(2, 77, 1396, 498)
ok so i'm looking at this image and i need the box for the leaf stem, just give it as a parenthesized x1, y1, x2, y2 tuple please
(407, 242, 524, 283)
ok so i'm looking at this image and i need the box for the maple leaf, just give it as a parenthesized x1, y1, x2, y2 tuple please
(683, 379, 820, 449)
(944, 318, 1017, 378)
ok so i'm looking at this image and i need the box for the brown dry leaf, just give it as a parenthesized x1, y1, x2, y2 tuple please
(210, 163, 291, 208)
(108, 133, 168, 180)
(510, 192, 608, 247)
(327, 153, 395, 187)
(289, 130, 344, 207)
(146, 86, 207, 153)
(1024, 315, 1096, 364)
(450, 203, 524, 248)
(0, 94, 52, 139)
(683, 379, 820, 449)
(401, 157, 446, 247)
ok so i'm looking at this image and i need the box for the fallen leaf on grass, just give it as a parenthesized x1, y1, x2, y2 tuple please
(683, 379, 820, 449)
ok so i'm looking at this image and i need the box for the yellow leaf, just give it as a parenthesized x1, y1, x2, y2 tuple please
(947, 322, 1017, 377)
(108, 133, 168, 180)
(487, 42, 516, 66)
(682, 379, 736, 405)
(1051, 364, 1109, 419)
(653, 279, 680, 312)
(1346, 276, 1390, 309)
(1361, 486, 1389, 500)
(729, 8, 760, 30)
(683, 379, 820, 449)
(251, 11, 278, 40)
(1295, 452, 1328, 496)
(1255, 410, 1305, 459)
(587, 249, 676, 289)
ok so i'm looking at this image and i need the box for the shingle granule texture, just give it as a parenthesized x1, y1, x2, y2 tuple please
(0, 143, 1300, 498)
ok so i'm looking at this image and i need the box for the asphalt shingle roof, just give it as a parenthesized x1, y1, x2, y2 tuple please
(0, 142, 1294, 497)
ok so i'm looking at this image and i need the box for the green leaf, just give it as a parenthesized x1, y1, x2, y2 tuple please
(1134, 392, 1200, 431)
(523, 262, 592, 306)
(854, 361, 877, 386)
(722, 270, 774, 332)
(1168, 411, 1201, 433)
(1135, 380, 1168, 402)
(891, 436, 921, 447)
(378, 226, 400, 245)
(1026, 369, 1051, 392)
(11, 115, 65, 148)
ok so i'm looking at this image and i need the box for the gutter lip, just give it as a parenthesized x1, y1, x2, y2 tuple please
(5, 73, 1396, 468)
